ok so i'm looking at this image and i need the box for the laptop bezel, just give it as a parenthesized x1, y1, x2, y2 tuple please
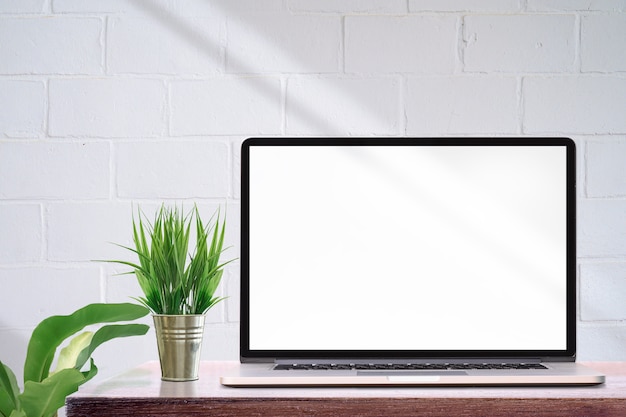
(240, 137, 577, 363)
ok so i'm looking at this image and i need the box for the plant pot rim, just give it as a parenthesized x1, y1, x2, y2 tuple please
(152, 313, 206, 317)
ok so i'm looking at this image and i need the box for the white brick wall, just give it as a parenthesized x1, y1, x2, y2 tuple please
(46, 202, 136, 262)
(579, 199, 626, 257)
(115, 140, 231, 198)
(107, 16, 223, 75)
(285, 76, 400, 135)
(463, 15, 576, 73)
(0, 267, 101, 327)
(290, 0, 407, 13)
(170, 78, 282, 135)
(0, 80, 45, 137)
(0, 142, 110, 198)
(581, 15, 626, 72)
(0, 17, 102, 75)
(225, 11, 341, 73)
(409, 0, 521, 12)
(0, 204, 42, 263)
(580, 262, 626, 321)
(1, 1, 625, 396)
(49, 79, 166, 137)
(586, 139, 626, 197)
(527, 0, 626, 12)
(345, 16, 457, 73)
(0, 0, 45, 13)
(406, 76, 519, 134)
(523, 77, 626, 134)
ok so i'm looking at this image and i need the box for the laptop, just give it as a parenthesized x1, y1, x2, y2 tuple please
(220, 137, 605, 387)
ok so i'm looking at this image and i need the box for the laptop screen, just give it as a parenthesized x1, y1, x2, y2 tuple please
(241, 137, 576, 361)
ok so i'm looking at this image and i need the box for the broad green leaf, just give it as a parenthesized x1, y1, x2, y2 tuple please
(0, 361, 20, 417)
(80, 359, 98, 385)
(73, 324, 149, 371)
(51, 332, 94, 375)
(24, 303, 149, 384)
(8, 410, 26, 417)
(19, 366, 89, 417)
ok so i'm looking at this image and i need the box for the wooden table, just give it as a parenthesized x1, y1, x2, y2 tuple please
(66, 361, 626, 417)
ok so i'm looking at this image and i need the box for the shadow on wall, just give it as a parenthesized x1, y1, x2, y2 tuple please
(132, 0, 398, 136)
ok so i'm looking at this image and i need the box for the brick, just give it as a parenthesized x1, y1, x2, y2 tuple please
(213, 0, 287, 13)
(0, 329, 32, 386)
(115, 140, 230, 199)
(580, 262, 626, 321)
(47, 201, 238, 262)
(226, 11, 340, 73)
(0, 205, 41, 263)
(225, 267, 240, 322)
(586, 139, 626, 197)
(49, 79, 166, 137)
(0, 80, 45, 138)
(523, 77, 626, 134)
(406, 76, 518, 135)
(578, 199, 626, 257)
(201, 323, 239, 359)
(581, 15, 626, 72)
(53, 0, 235, 15)
(108, 16, 223, 75)
(0, 204, 42, 264)
(170, 78, 281, 135)
(0, 17, 102, 75)
(527, 0, 626, 11)
(104, 264, 146, 304)
(285, 77, 400, 135)
(53, 0, 143, 13)
(53, 0, 182, 14)
(232, 139, 244, 200)
(0, 266, 101, 328)
(345, 16, 456, 74)
(289, 0, 406, 13)
(0, 142, 109, 199)
(0, 0, 45, 13)
(47, 202, 139, 262)
(577, 323, 626, 360)
(409, 0, 521, 12)
(464, 15, 575, 73)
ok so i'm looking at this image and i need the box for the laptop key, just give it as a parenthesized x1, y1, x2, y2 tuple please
(275, 362, 548, 371)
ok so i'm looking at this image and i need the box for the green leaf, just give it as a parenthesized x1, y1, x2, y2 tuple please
(105, 204, 235, 315)
(8, 410, 26, 417)
(73, 324, 149, 371)
(23, 303, 149, 384)
(50, 332, 94, 375)
(19, 364, 92, 417)
(0, 361, 20, 417)
(80, 359, 98, 385)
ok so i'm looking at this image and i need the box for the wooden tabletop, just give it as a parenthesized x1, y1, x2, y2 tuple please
(66, 361, 626, 417)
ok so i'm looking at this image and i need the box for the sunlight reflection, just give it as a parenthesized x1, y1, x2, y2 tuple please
(131, 0, 399, 136)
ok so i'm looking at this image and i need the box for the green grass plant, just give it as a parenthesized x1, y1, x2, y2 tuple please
(110, 204, 233, 315)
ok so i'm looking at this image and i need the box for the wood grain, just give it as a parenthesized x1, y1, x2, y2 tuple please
(66, 362, 626, 417)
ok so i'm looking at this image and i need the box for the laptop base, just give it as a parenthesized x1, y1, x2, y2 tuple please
(220, 362, 604, 387)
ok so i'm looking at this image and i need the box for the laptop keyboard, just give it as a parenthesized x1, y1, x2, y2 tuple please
(274, 363, 548, 371)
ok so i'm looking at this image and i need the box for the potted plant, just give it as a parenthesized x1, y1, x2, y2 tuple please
(108, 204, 233, 381)
(0, 303, 149, 417)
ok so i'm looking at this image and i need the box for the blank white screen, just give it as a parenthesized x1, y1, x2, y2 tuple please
(248, 146, 567, 351)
